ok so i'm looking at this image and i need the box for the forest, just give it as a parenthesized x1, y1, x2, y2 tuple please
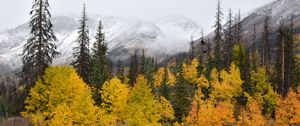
(1, 0, 300, 125)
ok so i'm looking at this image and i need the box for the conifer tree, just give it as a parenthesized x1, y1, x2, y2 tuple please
(224, 8, 234, 68)
(21, 0, 59, 86)
(213, 0, 224, 71)
(140, 49, 146, 74)
(116, 59, 125, 82)
(276, 20, 288, 95)
(261, 16, 271, 76)
(71, 4, 91, 83)
(90, 21, 110, 88)
(172, 65, 192, 122)
(128, 50, 139, 86)
(189, 36, 196, 61)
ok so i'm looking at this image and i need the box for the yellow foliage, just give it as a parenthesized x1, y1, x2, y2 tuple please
(22, 67, 100, 125)
(192, 100, 235, 126)
(182, 59, 199, 84)
(275, 89, 300, 126)
(123, 75, 162, 126)
(154, 68, 176, 87)
(154, 68, 164, 87)
(237, 99, 266, 126)
(100, 77, 129, 121)
(159, 96, 176, 124)
(210, 64, 243, 100)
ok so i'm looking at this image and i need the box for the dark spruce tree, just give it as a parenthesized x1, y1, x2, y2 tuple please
(71, 4, 91, 83)
(172, 65, 192, 123)
(21, 0, 59, 86)
(116, 59, 125, 82)
(213, 0, 224, 71)
(90, 21, 110, 89)
(261, 16, 271, 76)
(224, 8, 234, 69)
(128, 50, 139, 86)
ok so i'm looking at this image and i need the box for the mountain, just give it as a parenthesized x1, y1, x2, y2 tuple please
(242, 0, 300, 40)
(0, 15, 201, 74)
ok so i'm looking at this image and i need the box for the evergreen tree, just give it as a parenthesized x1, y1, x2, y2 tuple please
(128, 50, 139, 86)
(224, 8, 234, 68)
(71, 4, 91, 83)
(21, 0, 59, 86)
(213, 0, 224, 71)
(116, 59, 125, 82)
(140, 49, 146, 74)
(189, 36, 196, 61)
(90, 21, 110, 89)
(261, 16, 271, 76)
(172, 65, 192, 122)
(276, 20, 288, 95)
(160, 65, 170, 100)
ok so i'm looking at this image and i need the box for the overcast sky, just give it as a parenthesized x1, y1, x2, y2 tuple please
(0, 0, 274, 32)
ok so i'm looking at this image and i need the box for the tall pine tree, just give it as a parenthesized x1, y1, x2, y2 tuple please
(213, 0, 224, 71)
(128, 50, 139, 86)
(71, 4, 91, 83)
(22, 0, 59, 86)
(90, 21, 110, 89)
(261, 16, 271, 76)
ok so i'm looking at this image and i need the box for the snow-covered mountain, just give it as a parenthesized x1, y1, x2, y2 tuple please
(242, 0, 300, 39)
(0, 15, 201, 74)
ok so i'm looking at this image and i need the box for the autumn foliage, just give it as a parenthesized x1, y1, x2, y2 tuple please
(22, 59, 300, 125)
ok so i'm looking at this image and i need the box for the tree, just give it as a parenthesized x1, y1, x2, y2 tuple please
(237, 96, 266, 126)
(213, 0, 224, 71)
(128, 50, 139, 86)
(182, 59, 199, 84)
(116, 59, 125, 82)
(22, 67, 100, 125)
(189, 37, 196, 60)
(71, 4, 91, 83)
(224, 8, 234, 68)
(21, 0, 59, 86)
(100, 77, 129, 122)
(90, 21, 110, 89)
(140, 49, 146, 74)
(276, 20, 289, 95)
(210, 64, 243, 101)
(172, 66, 192, 122)
(275, 89, 300, 125)
(123, 75, 162, 125)
(261, 16, 271, 76)
(251, 68, 278, 115)
(159, 96, 176, 125)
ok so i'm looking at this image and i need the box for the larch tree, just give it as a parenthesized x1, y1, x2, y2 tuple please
(21, 0, 59, 86)
(22, 67, 100, 125)
(123, 75, 162, 126)
(71, 4, 91, 83)
(100, 77, 129, 122)
(90, 21, 110, 89)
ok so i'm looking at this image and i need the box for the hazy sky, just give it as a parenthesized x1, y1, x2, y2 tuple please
(0, 0, 274, 32)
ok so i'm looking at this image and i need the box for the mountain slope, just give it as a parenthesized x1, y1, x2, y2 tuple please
(0, 15, 201, 74)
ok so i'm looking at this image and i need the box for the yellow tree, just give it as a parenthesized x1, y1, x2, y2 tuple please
(210, 63, 243, 101)
(123, 75, 162, 126)
(159, 96, 176, 125)
(100, 77, 129, 122)
(275, 89, 300, 125)
(22, 67, 101, 125)
(237, 94, 266, 126)
(182, 59, 199, 84)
